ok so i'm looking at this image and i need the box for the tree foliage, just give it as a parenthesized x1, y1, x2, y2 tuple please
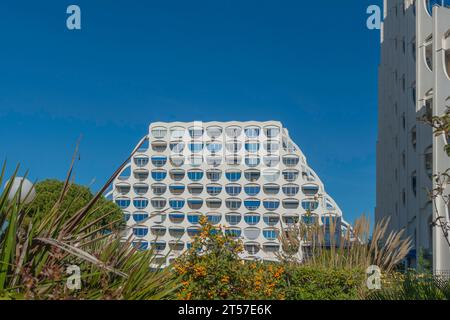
(27, 179, 123, 229)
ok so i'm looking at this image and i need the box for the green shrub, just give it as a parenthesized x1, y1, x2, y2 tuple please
(283, 266, 365, 300)
(368, 272, 450, 300)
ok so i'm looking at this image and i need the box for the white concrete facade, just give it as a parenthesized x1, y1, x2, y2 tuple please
(376, 0, 450, 272)
(113, 121, 348, 266)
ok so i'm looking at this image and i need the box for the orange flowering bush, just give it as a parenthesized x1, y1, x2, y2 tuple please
(173, 217, 286, 300)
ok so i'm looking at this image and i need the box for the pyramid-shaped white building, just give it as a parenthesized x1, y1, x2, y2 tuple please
(112, 121, 349, 265)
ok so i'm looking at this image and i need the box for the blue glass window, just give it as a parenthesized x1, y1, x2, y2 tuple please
(124, 212, 131, 222)
(133, 227, 148, 237)
(169, 199, 185, 210)
(134, 156, 149, 167)
(133, 212, 149, 223)
(207, 215, 222, 224)
(189, 143, 204, 153)
(302, 200, 319, 211)
(263, 200, 280, 210)
(244, 185, 260, 196)
(244, 214, 260, 225)
(302, 215, 317, 225)
(245, 127, 260, 138)
(225, 171, 241, 182)
(151, 156, 167, 167)
(187, 227, 201, 237)
(244, 199, 261, 211)
(133, 198, 149, 209)
(225, 185, 242, 196)
(225, 214, 241, 225)
(225, 229, 242, 237)
(170, 142, 184, 153)
(116, 198, 130, 209)
(225, 199, 242, 210)
(245, 157, 260, 167)
(245, 143, 260, 152)
(207, 143, 222, 153)
(283, 170, 299, 182)
(283, 185, 300, 196)
(206, 185, 222, 196)
(188, 171, 204, 182)
(187, 214, 200, 224)
(263, 229, 278, 240)
(151, 170, 167, 181)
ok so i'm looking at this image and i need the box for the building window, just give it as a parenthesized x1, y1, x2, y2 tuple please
(264, 126, 280, 138)
(263, 184, 280, 195)
(225, 184, 242, 196)
(151, 156, 167, 167)
(225, 213, 242, 225)
(244, 170, 261, 182)
(115, 197, 130, 209)
(188, 127, 204, 138)
(245, 142, 260, 153)
(301, 200, 319, 211)
(206, 185, 222, 196)
(206, 142, 222, 153)
(283, 184, 300, 196)
(263, 199, 280, 210)
(225, 198, 242, 210)
(189, 143, 204, 153)
(133, 227, 148, 238)
(151, 127, 167, 139)
(244, 214, 260, 225)
(187, 198, 203, 210)
(245, 127, 260, 138)
(170, 142, 184, 153)
(244, 199, 261, 211)
(207, 214, 222, 225)
(444, 30, 450, 78)
(282, 170, 299, 182)
(424, 146, 433, 179)
(151, 170, 167, 181)
(263, 229, 279, 241)
(169, 199, 185, 210)
(134, 198, 149, 209)
(187, 170, 204, 182)
(245, 156, 260, 167)
(225, 228, 242, 238)
(411, 171, 417, 197)
(424, 35, 433, 71)
(169, 184, 185, 195)
(207, 169, 222, 182)
(187, 214, 201, 224)
(411, 126, 417, 150)
(263, 214, 280, 226)
(134, 155, 149, 167)
(244, 184, 260, 196)
(225, 171, 241, 182)
(206, 198, 222, 209)
(169, 169, 185, 181)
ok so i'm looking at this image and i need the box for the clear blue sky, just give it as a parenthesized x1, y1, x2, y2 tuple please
(0, 0, 382, 225)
